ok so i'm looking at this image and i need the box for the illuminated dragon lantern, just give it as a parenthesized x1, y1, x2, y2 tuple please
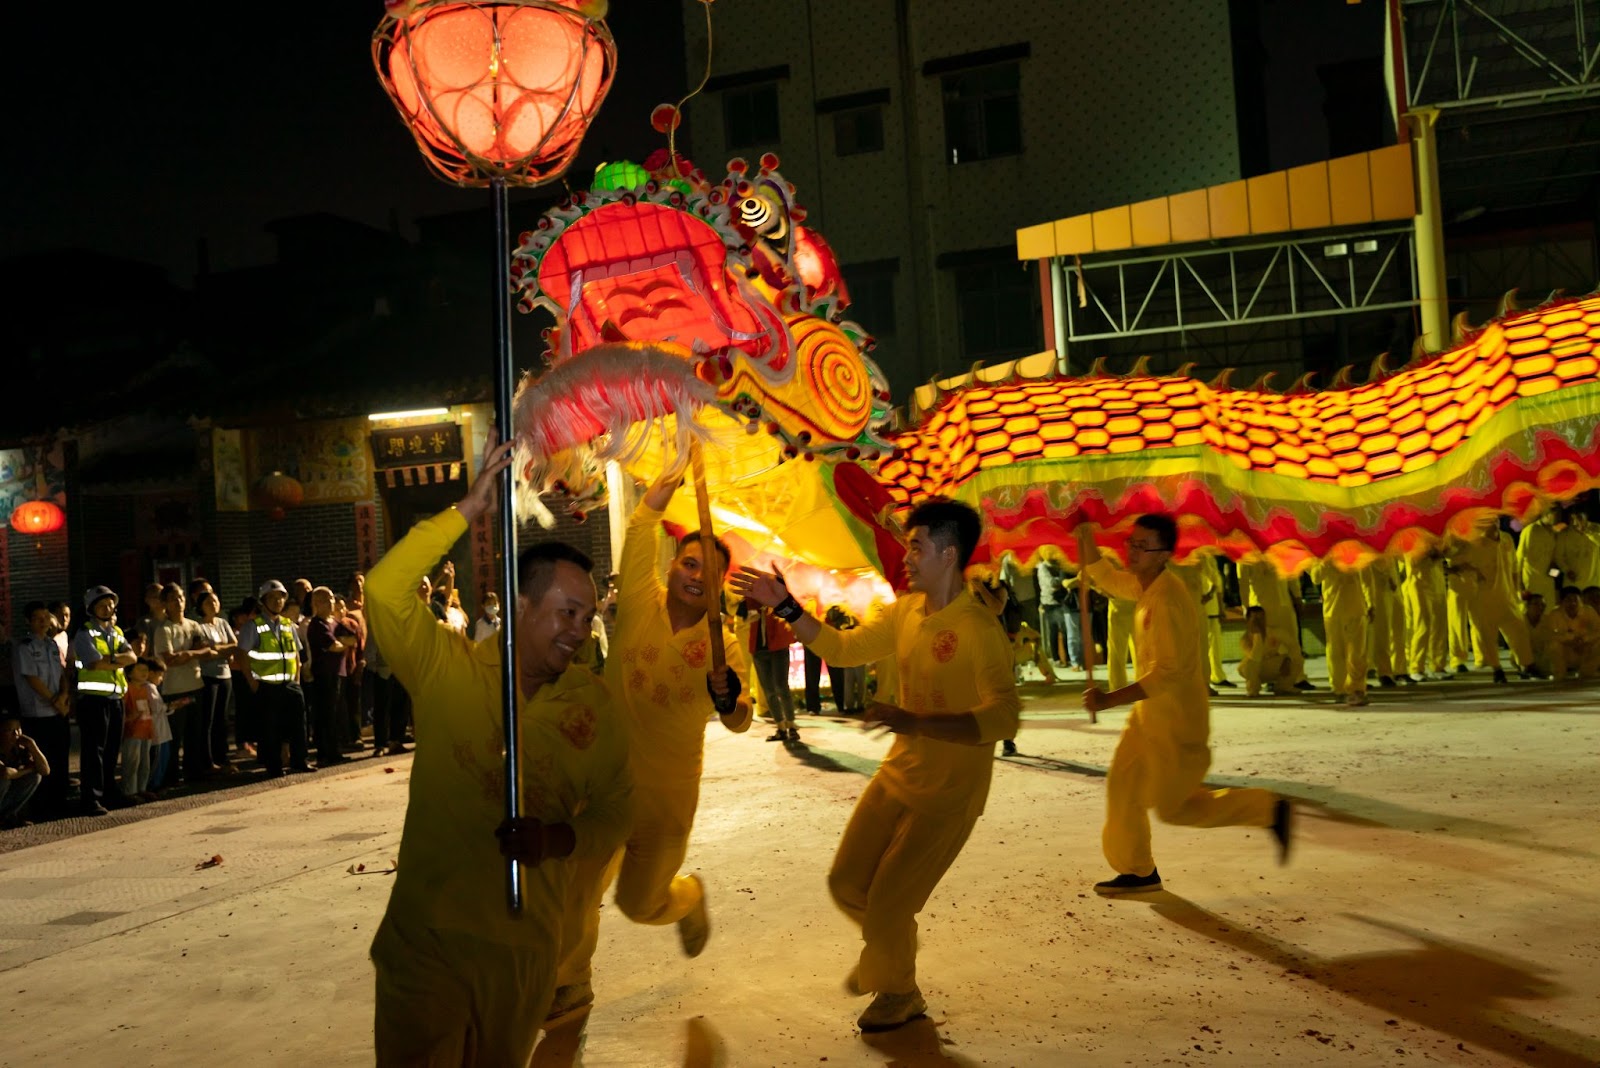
(826, 292, 1600, 580)
(509, 150, 892, 523)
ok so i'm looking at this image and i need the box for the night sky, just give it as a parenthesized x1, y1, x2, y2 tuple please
(4, 2, 1377, 288)
(2, 3, 687, 285)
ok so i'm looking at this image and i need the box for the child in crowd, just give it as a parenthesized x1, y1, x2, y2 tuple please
(145, 661, 191, 794)
(120, 659, 162, 800)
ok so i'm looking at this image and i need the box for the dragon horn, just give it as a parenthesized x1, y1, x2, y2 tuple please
(1451, 310, 1475, 344)
(1368, 352, 1393, 382)
(1127, 355, 1152, 378)
(1497, 287, 1521, 318)
(1330, 363, 1356, 389)
(1207, 366, 1237, 391)
(1411, 334, 1430, 361)
(1245, 371, 1277, 393)
(1174, 361, 1197, 379)
(1286, 371, 1317, 395)
(1087, 356, 1112, 379)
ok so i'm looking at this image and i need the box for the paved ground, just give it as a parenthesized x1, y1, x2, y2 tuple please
(3, 665, 1598, 1067)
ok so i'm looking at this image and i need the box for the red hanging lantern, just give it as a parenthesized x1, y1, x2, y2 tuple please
(256, 471, 305, 521)
(372, 0, 617, 187)
(10, 499, 65, 535)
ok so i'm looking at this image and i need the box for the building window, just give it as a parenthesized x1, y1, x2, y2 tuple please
(951, 260, 1039, 360)
(942, 62, 1022, 164)
(833, 106, 884, 156)
(844, 263, 897, 337)
(723, 83, 781, 149)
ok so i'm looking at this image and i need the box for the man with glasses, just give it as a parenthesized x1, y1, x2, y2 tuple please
(1078, 515, 1292, 896)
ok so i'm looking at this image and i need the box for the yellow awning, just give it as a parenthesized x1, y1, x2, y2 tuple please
(1017, 143, 1416, 260)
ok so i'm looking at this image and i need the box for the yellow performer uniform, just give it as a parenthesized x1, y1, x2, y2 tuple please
(1404, 552, 1448, 678)
(1166, 558, 1213, 688)
(1199, 554, 1228, 686)
(808, 591, 1019, 996)
(1367, 558, 1407, 681)
(1518, 513, 1559, 607)
(1087, 559, 1279, 879)
(367, 508, 631, 1068)
(1544, 598, 1600, 678)
(1555, 514, 1600, 589)
(559, 500, 750, 995)
(1106, 592, 1138, 690)
(1238, 628, 1292, 696)
(1444, 550, 1483, 670)
(1238, 559, 1306, 685)
(1312, 562, 1371, 702)
(1450, 531, 1534, 676)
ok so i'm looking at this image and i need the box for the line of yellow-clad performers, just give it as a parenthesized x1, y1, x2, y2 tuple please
(360, 433, 1600, 1064)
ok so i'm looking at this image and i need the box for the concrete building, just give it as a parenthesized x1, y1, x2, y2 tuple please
(678, 0, 1246, 394)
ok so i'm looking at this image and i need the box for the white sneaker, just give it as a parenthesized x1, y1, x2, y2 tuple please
(857, 988, 927, 1032)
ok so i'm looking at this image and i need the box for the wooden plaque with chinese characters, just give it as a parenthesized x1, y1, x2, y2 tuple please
(371, 423, 464, 470)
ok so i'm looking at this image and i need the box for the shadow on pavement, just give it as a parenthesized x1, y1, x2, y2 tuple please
(682, 1016, 725, 1067)
(861, 1015, 983, 1066)
(997, 752, 1108, 778)
(1150, 895, 1600, 1068)
(995, 754, 1597, 862)
(783, 742, 878, 777)
(1219, 777, 1600, 862)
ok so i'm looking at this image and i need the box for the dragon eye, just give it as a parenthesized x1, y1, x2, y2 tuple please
(739, 196, 777, 234)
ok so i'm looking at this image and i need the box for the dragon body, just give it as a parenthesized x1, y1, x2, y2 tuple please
(846, 294, 1600, 577)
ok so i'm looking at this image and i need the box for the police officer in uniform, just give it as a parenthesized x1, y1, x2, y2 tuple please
(237, 580, 312, 776)
(71, 586, 136, 814)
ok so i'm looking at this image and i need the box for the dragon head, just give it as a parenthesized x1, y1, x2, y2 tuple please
(509, 151, 892, 521)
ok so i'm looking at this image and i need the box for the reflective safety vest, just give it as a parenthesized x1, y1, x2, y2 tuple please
(76, 625, 128, 697)
(248, 615, 301, 684)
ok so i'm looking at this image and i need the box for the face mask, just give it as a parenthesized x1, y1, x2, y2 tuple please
(485, 606, 499, 620)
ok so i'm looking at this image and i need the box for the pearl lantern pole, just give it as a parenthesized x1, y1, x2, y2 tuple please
(372, 0, 617, 914)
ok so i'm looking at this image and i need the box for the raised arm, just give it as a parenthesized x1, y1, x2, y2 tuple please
(367, 430, 516, 692)
(732, 567, 899, 667)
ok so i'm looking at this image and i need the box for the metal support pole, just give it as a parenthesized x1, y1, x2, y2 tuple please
(491, 177, 523, 916)
(1409, 106, 1450, 352)
(1049, 257, 1069, 375)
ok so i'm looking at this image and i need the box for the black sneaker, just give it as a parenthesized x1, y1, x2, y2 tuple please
(1271, 798, 1294, 864)
(1398, 674, 1418, 686)
(1001, 740, 1018, 756)
(1094, 870, 1162, 896)
(1456, 664, 1468, 674)
(785, 728, 801, 744)
(1294, 680, 1315, 691)
(79, 801, 109, 817)
(1492, 667, 1508, 685)
(1214, 679, 1237, 688)
(1378, 675, 1396, 688)
(766, 729, 788, 742)
(1208, 686, 1219, 697)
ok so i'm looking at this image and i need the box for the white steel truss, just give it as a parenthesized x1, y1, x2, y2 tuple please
(1402, 0, 1600, 111)
(1061, 228, 1419, 344)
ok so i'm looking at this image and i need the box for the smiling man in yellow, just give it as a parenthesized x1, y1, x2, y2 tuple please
(735, 499, 1020, 1034)
(1079, 515, 1290, 897)
(365, 432, 631, 1068)
(553, 467, 751, 1022)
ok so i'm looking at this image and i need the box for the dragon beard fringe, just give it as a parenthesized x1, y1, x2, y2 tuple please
(510, 343, 718, 527)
